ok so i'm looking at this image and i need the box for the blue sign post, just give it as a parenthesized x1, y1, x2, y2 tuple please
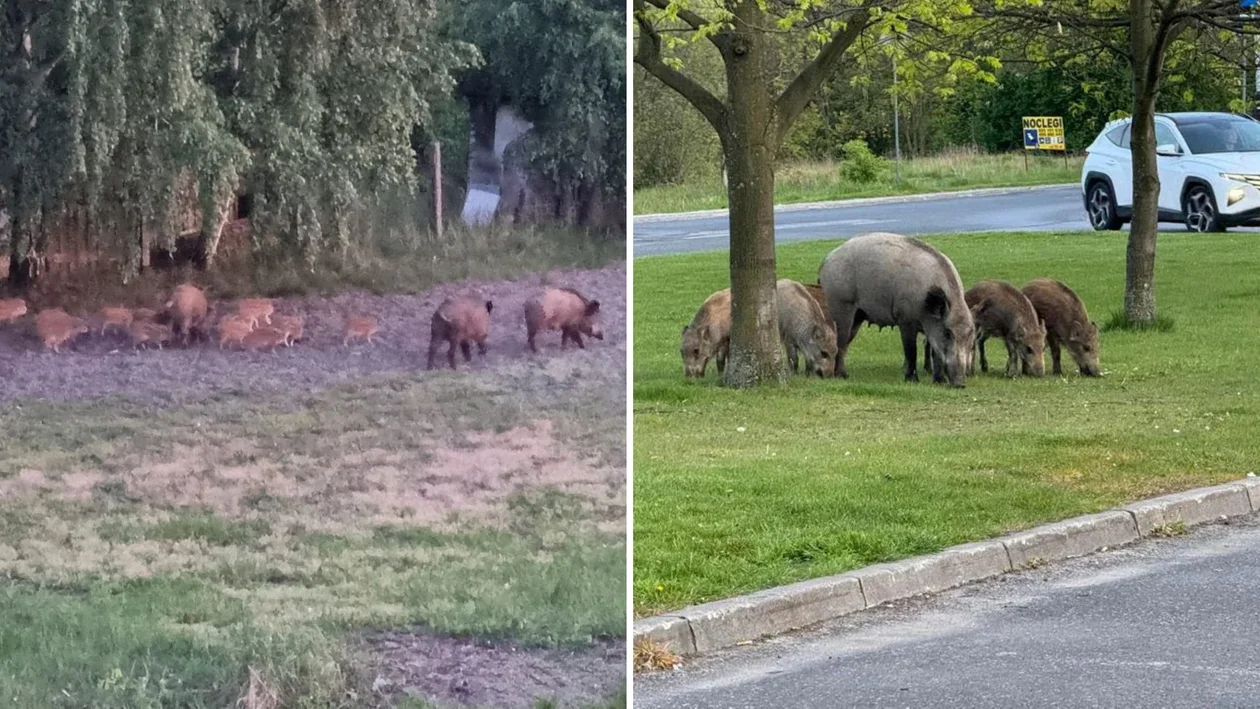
(1023, 128, 1040, 148)
(1243, 0, 1258, 9)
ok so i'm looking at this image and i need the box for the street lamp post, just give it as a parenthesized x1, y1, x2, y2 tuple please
(893, 52, 902, 183)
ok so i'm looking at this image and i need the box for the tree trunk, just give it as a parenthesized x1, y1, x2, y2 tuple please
(195, 180, 236, 269)
(1125, 0, 1160, 324)
(721, 0, 785, 388)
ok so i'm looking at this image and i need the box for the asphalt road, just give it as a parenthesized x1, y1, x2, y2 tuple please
(632, 185, 1088, 257)
(634, 515, 1260, 709)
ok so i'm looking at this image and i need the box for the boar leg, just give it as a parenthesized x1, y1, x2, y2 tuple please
(461, 341, 472, 362)
(830, 303, 860, 379)
(1003, 338, 1020, 378)
(900, 327, 920, 383)
(716, 339, 729, 374)
(786, 343, 799, 373)
(571, 331, 586, 349)
(426, 339, 440, 370)
(447, 339, 458, 369)
(1048, 337, 1063, 375)
(477, 340, 487, 356)
(978, 333, 989, 373)
(930, 341, 948, 384)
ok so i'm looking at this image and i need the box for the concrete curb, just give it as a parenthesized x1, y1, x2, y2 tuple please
(632, 183, 1079, 223)
(634, 477, 1259, 660)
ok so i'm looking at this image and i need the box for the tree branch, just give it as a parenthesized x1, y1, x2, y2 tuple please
(774, 8, 871, 145)
(633, 1, 727, 132)
(642, 0, 719, 41)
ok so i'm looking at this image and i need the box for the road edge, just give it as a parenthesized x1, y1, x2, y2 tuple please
(632, 183, 1079, 224)
(633, 477, 1260, 660)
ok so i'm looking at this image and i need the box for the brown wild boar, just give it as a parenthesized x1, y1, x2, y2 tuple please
(217, 317, 253, 350)
(237, 298, 274, 328)
(524, 287, 604, 353)
(99, 306, 133, 335)
(165, 283, 208, 346)
(343, 315, 379, 346)
(1022, 279, 1101, 377)
(130, 321, 174, 350)
(428, 296, 493, 370)
(803, 282, 830, 321)
(964, 280, 1047, 377)
(133, 307, 158, 323)
(241, 327, 288, 352)
(680, 288, 731, 378)
(0, 298, 27, 324)
(271, 314, 304, 346)
(778, 279, 837, 378)
(35, 309, 88, 353)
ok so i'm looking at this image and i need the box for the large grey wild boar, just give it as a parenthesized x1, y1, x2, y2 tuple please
(679, 288, 731, 378)
(1022, 278, 1100, 376)
(965, 279, 1047, 377)
(818, 232, 976, 387)
(777, 279, 836, 377)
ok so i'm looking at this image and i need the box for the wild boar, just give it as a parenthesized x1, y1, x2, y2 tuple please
(165, 283, 208, 346)
(133, 307, 158, 323)
(427, 296, 493, 370)
(818, 232, 976, 387)
(241, 327, 288, 352)
(217, 316, 253, 350)
(237, 298, 274, 328)
(679, 288, 731, 378)
(803, 282, 830, 320)
(1022, 278, 1101, 377)
(777, 279, 837, 377)
(964, 280, 1047, 377)
(130, 321, 174, 350)
(0, 298, 27, 324)
(99, 306, 133, 336)
(35, 309, 87, 353)
(271, 314, 304, 346)
(343, 315, 379, 346)
(524, 287, 603, 353)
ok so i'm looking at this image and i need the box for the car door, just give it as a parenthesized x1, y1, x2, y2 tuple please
(1154, 120, 1189, 214)
(1110, 123, 1134, 208)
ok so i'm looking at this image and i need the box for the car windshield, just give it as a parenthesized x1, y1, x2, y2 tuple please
(1176, 116, 1260, 154)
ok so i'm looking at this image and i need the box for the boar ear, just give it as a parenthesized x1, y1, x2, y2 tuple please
(924, 286, 950, 320)
(969, 299, 989, 322)
(699, 325, 712, 344)
(1068, 321, 1084, 342)
(584, 300, 601, 316)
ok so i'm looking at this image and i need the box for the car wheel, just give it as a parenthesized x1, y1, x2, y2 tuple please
(1183, 185, 1225, 233)
(1086, 181, 1122, 231)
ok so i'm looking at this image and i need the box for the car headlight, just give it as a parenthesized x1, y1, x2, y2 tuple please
(1228, 187, 1246, 207)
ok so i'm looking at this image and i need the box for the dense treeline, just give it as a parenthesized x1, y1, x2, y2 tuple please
(635, 29, 1252, 188)
(0, 0, 624, 287)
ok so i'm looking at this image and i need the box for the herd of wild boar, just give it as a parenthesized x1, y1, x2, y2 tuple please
(681, 232, 1101, 388)
(0, 282, 605, 369)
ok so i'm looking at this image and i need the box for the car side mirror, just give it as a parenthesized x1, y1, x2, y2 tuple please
(1156, 143, 1182, 157)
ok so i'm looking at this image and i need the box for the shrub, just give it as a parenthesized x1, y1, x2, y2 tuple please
(839, 139, 888, 184)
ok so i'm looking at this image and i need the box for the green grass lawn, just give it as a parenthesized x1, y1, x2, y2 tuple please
(0, 365, 625, 706)
(633, 230, 1260, 616)
(633, 151, 1083, 215)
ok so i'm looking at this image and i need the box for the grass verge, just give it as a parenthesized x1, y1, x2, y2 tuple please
(633, 151, 1082, 215)
(633, 230, 1260, 616)
(0, 365, 625, 705)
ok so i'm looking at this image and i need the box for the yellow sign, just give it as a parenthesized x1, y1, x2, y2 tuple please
(1022, 116, 1066, 151)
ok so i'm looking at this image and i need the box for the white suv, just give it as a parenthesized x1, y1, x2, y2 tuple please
(1080, 111, 1260, 232)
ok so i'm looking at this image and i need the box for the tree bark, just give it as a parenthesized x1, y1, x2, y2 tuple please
(721, 0, 785, 388)
(1125, 0, 1162, 324)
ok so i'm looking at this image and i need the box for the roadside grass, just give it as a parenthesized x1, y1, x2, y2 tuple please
(633, 150, 1082, 215)
(632, 230, 1260, 615)
(0, 364, 625, 705)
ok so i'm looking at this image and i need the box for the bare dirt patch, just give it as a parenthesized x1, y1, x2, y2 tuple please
(364, 632, 624, 709)
(0, 264, 626, 406)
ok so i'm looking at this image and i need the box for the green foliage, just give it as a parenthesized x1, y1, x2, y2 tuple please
(838, 139, 888, 183)
(1, 0, 478, 275)
(448, 0, 626, 198)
